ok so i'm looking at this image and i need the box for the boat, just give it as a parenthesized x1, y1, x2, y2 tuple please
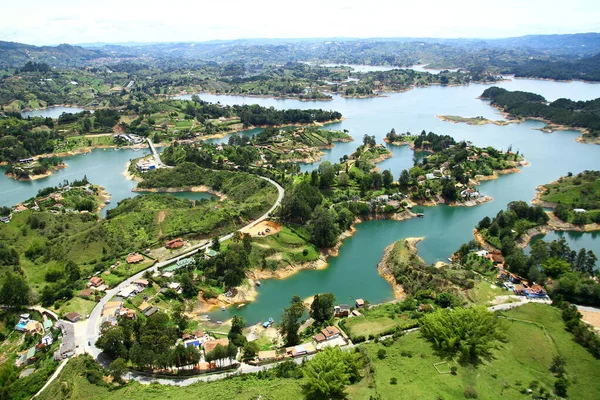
(220, 306, 226, 311)
(416, 213, 424, 218)
(255, 280, 261, 287)
(237, 303, 245, 309)
(104, 199, 111, 204)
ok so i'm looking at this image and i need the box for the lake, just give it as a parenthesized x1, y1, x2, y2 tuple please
(21, 106, 86, 119)
(2, 77, 600, 325)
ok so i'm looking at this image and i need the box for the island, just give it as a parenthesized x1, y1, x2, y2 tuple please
(385, 130, 527, 206)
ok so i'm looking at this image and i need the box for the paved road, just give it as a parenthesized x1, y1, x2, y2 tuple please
(83, 175, 285, 365)
(146, 138, 165, 168)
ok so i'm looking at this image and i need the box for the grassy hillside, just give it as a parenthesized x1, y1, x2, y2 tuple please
(37, 303, 600, 400)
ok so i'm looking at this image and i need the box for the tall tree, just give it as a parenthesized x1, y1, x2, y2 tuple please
(280, 295, 305, 346)
(308, 206, 340, 248)
(310, 293, 336, 324)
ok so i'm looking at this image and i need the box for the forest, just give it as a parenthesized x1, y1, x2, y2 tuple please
(481, 87, 600, 137)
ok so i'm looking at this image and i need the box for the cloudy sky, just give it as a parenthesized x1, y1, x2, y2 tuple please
(3, 0, 599, 45)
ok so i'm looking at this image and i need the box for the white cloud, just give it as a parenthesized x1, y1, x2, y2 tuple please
(1, 0, 599, 45)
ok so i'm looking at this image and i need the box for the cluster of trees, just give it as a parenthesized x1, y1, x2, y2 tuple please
(419, 306, 506, 364)
(196, 234, 252, 288)
(482, 87, 600, 137)
(302, 347, 364, 399)
(96, 311, 188, 370)
(555, 299, 600, 360)
(232, 104, 341, 127)
(547, 170, 600, 225)
(0, 115, 60, 162)
(385, 240, 474, 297)
(477, 201, 549, 252)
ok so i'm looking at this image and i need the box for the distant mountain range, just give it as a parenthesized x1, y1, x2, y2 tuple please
(2, 33, 600, 68)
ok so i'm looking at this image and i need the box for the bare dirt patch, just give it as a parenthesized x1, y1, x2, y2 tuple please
(245, 220, 282, 237)
(580, 310, 600, 331)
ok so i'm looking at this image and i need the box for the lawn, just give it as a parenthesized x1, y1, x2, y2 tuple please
(248, 225, 320, 268)
(52, 297, 97, 318)
(353, 303, 600, 400)
(343, 303, 418, 340)
(33, 304, 600, 400)
(466, 279, 507, 306)
(39, 356, 304, 400)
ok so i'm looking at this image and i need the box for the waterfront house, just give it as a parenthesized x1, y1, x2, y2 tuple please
(355, 298, 365, 308)
(334, 304, 351, 317)
(203, 338, 229, 356)
(313, 326, 341, 343)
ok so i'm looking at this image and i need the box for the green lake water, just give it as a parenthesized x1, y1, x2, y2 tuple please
(2, 78, 600, 325)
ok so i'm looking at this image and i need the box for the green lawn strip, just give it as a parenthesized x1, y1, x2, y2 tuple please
(37, 356, 303, 400)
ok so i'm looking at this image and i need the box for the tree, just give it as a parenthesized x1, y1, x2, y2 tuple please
(419, 306, 506, 364)
(382, 169, 394, 188)
(302, 347, 361, 400)
(0, 272, 30, 307)
(542, 257, 571, 278)
(280, 295, 305, 346)
(308, 206, 340, 248)
(180, 273, 197, 298)
(228, 315, 247, 347)
(242, 233, 252, 253)
(242, 341, 259, 362)
(65, 260, 81, 282)
(318, 161, 335, 189)
(96, 326, 127, 360)
(399, 169, 410, 186)
(211, 237, 221, 251)
(310, 293, 335, 324)
(108, 358, 127, 383)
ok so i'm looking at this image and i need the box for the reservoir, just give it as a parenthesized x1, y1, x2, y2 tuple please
(2, 78, 600, 324)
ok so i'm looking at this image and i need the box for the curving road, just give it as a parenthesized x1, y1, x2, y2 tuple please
(83, 176, 284, 366)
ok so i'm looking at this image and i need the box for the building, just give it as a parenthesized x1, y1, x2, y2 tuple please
(139, 301, 152, 313)
(43, 319, 53, 331)
(526, 284, 548, 298)
(355, 299, 365, 308)
(258, 350, 278, 362)
(168, 282, 181, 291)
(513, 284, 527, 296)
(79, 289, 95, 298)
(134, 279, 149, 287)
(89, 277, 104, 287)
(285, 343, 316, 358)
(24, 320, 44, 335)
(126, 253, 144, 264)
(334, 304, 351, 317)
(165, 238, 185, 249)
(144, 307, 159, 318)
(203, 338, 230, 355)
(461, 188, 480, 199)
(474, 250, 489, 258)
(117, 284, 143, 298)
(64, 312, 81, 323)
(313, 326, 341, 343)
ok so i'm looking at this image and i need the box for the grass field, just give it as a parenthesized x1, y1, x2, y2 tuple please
(247, 225, 320, 268)
(355, 303, 600, 400)
(466, 279, 508, 306)
(52, 297, 97, 318)
(343, 302, 418, 340)
(38, 356, 303, 400)
(34, 304, 600, 400)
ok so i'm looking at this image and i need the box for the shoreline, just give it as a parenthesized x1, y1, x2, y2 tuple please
(377, 237, 425, 300)
(5, 163, 68, 181)
(195, 210, 416, 312)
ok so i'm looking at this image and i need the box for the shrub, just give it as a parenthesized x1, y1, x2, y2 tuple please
(390, 377, 397, 385)
(464, 386, 478, 398)
(377, 349, 387, 360)
(450, 366, 457, 375)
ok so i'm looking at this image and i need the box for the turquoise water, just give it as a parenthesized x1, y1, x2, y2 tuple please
(2, 78, 600, 324)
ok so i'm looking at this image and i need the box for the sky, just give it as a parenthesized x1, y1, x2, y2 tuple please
(2, 0, 600, 46)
